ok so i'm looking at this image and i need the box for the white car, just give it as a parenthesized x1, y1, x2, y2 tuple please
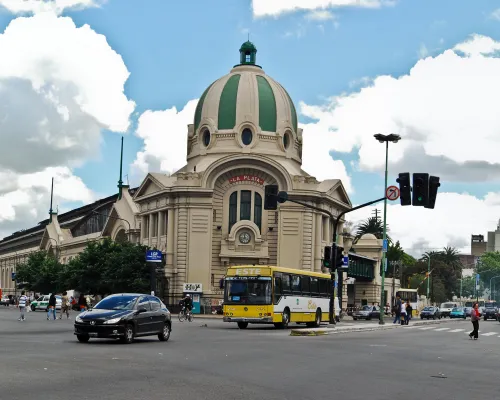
(439, 302, 456, 318)
(30, 295, 62, 311)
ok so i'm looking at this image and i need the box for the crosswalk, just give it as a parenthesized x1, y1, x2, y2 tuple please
(404, 325, 500, 338)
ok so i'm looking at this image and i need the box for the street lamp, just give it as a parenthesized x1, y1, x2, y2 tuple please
(92, 211, 132, 242)
(489, 275, 500, 301)
(374, 133, 401, 325)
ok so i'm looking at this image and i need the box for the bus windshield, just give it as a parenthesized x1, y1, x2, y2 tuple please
(224, 277, 272, 305)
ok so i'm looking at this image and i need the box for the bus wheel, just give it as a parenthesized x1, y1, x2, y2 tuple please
(282, 309, 290, 329)
(314, 309, 322, 327)
(237, 322, 248, 329)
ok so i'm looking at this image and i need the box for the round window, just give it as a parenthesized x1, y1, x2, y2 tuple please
(241, 128, 253, 146)
(283, 132, 291, 150)
(202, 129, 211, 147)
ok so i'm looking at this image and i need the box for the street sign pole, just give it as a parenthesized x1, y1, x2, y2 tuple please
(146, 250, 163, 296)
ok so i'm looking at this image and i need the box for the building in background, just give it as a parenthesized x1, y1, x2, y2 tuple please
(471, 234, 487, 257)
(487, 221, 500, 253)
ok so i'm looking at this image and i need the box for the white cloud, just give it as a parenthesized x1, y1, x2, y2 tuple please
(305, 10, 335, 21)
(0, 11, 134, 238)
(0, 0, 100, 15)
(490, 8, 500, 21)
(299, 34, 500, 182)
(418, 43, 429, 59)
(252, 0, 394, 18)
(348, 191, 500, 257)
(132, 100, 197, 178)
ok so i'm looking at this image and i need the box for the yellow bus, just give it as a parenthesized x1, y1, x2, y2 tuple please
(223, 265, 333, 329)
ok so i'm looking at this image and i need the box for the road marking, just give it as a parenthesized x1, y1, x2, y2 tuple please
(481, 332, 496, 337)
(434, 328, 450, 331)
(418, 327, 435, 330)
(449, 329, 465, 333)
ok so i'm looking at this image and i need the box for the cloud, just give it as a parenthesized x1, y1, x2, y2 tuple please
(490, 8, 500, 21)
(347, 191, 500, 257)
(299, 34, 500, 183)
(0, 12, 134, 238)
(418, 43, 429, 59)
(132, 100, 197, 179)
(305, 10, 335, 21)
(252, 0, 394, 18)
(0, 0, 100, 15)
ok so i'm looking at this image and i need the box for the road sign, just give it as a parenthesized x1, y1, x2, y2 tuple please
(386, 185, 400, 201)
(476, 273, 480, 283)
(476, 285, 480, 290)
(382, 239, 388, 252)
(146, 250, 163, 263)
(342, 256, 349, 267)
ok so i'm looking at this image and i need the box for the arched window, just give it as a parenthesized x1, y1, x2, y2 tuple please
(227, 190, 263, 233)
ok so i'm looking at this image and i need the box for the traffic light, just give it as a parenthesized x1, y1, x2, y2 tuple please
(425, 176, 440, 209)
(264, 185, 278, 210)
(323, 246, 333, 269)
(412, 173, 429, 207)
(396, 172, 411, 206)
(334, 244, 344, 269)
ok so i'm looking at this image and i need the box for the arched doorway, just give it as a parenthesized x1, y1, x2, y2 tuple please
(114, 229, 128, 243)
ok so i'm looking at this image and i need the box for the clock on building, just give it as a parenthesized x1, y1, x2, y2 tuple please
(239, 232, 251, 244)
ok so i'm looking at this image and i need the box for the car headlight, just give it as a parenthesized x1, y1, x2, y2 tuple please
(76, 316, 83, 323)
(103, 317, 122, 324)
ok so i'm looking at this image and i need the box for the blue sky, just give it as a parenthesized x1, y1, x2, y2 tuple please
(0, 0, 497, 204)
(1, 0, 500, 252)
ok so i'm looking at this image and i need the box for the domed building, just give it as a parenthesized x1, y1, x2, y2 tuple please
(0, 42, 394, 313)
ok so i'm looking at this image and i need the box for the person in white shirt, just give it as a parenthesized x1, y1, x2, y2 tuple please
(17, 290, 28, 321)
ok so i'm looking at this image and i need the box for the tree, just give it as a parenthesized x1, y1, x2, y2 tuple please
(63, 238, 151, 296)
(386, 240, 416, 279)
(354, 217, 390, 242)
(16, 251, 63, 293)
(477, 252, 500, 285)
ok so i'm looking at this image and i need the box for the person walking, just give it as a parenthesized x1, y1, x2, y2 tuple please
(405, 301, 413, 325)
(469, 302, 481, 340)
(78, 293, 88, 313)
(400, 300, 407, 325)
(47, 293, 57, 320)
(393, 294, 402, 324)
(17, 290, 28, 321)
(59, 291, 70, 319)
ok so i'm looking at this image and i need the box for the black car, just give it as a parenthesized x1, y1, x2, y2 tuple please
(352, 305, 381, 321)
(483, 306, 498, 321)
(420, 306, 442, 320)
(74, 293, 171, 344)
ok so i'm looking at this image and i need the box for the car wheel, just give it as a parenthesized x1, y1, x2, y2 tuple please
(433, 315, 436, 320)
(158, 322, 171, 342)
(31, 304, 36, 312)
(484, 317, 487, 321)
(420, 316, 424, 320)
(121, 324, 135, 344)
(77, 334, 89, 343)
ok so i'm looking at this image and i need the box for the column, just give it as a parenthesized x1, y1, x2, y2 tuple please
(314, 213, 322, 272)
(158, 211, 165, 238)
(148, 214, 154, 242)
(141, 216, 147, 240)
(166, 208, 175, 268)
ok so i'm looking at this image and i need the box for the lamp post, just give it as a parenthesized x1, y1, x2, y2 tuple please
(374, 133, 401, 325)
(489, 275, 500, 301)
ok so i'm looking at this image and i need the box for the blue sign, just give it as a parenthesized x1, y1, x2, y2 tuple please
(146, 250, 163, 263)
(11, 272, 16, 281)
(476, 274, 480, 283)
(342, 256, 349, 267)
(382, 239, 388, 252)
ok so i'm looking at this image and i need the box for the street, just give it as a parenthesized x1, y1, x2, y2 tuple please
(1, 308, 499, 400)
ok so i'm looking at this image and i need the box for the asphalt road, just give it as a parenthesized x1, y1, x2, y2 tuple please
(1, 307, 499, 400)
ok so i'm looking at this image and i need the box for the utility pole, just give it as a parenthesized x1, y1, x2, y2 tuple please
(372, 208, 380, 221)
(426, 255, 431, 301)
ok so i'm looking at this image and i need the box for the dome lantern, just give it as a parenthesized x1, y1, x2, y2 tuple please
(238, 40, 257, 66)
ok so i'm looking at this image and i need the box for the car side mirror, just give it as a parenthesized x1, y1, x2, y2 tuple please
(137, 307, 148, 313)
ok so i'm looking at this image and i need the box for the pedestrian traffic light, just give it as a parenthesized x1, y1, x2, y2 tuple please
(323, 246, 333, 269)
(412, 173, 429, 206)
(396, 172, 411, 206)
(425, 176, 440, 209)
(264, 185, 278, 210)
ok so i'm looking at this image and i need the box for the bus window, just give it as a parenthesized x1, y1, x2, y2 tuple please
(274, 273, 282, 296)
(291, 275, 301, 294)
(282, 274, 291, 294)
(310, 277, 319, 297)
(301, 277, 310, 296)
(319, 279, 328, 297)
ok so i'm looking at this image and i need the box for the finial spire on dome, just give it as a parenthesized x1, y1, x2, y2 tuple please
(239, 40, 257, 65)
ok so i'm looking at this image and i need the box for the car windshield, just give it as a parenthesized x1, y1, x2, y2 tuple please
(452, 308, 462, 312)
(485, 304, 496, 308)
(224, 278, 272, 305)
(423, 307, 434, 311)
(93, 295, 139, 310)
(361, 306, 371, 311)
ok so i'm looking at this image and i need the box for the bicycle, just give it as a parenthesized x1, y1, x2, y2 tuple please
(178, 307, 193, 322)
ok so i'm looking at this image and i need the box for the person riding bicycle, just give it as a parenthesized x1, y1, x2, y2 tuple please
(181, 294, 193, 313)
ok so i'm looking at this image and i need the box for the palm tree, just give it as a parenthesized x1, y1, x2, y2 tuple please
(354, 217, 390, 242)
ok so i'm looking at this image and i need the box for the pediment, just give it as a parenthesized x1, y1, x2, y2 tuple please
(326, 181, 351, 207)
(134, 174, 165, 199)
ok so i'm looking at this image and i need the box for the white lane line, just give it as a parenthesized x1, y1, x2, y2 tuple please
(434, 328, 451, 331)
(481, 332, 496, 337)
(418, 327, 435, 330)
(449, 329, 465, 333)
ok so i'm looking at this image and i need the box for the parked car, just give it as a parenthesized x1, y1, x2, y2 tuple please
(352, 305, 380, 321)
(439, 302, 456, 318)
(450, 307, 466, 319)
(420, 306, 442, 320)
(74, 293, 172, 344)
(0, 296, 10, 306)
(463, 307, 472, 317)
(483, 304, 498, 321)
(30, 295, 62, 311)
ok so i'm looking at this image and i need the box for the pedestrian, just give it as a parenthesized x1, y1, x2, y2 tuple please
(400, 300, 407, 325)
(405, 301, 413, 325)
(47, 293, 57, 320)
(59, 291, 70, 319)
(78, 293, 88, 313)
(469, 302, 481, 340)
(17, 290, 28, 321)
(393, 294, 402, 324)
